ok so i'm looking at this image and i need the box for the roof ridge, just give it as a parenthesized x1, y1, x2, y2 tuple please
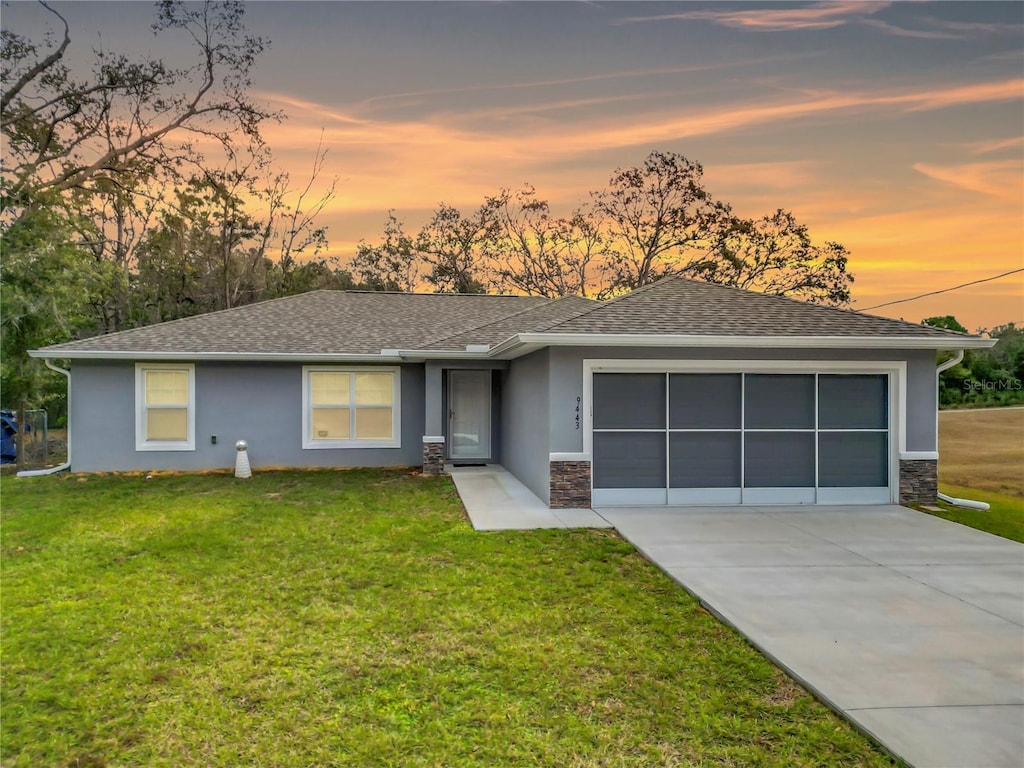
(343, 289, 543, 298)
(423, 296, 560, 347)
(670, 276, 978, 339)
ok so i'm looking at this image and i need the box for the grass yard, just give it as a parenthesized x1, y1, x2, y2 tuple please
(924, 485, 1024, 544)
(1, 470, 893, 768)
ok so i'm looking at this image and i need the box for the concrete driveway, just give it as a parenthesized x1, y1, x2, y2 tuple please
(599, 504, 1024, 768)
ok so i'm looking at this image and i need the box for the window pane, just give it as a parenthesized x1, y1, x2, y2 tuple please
(819, 375, 887, 429)
(311, 372, 350, 405)
(355, 407, 393, 439)
(745, 374, 815, 429)
(355, 372, 393, 406)
(146, 370, 188, 405)
(146, 408, 187, 441)
(670, 374, 741, 429)
(745, 432, 815, 487)
(819, 432, 888, 487)
(670, 432, 741, 488)
(593, 432, 666, 488)
(593, 373, 665, 429)
(312, 407, 350, 439)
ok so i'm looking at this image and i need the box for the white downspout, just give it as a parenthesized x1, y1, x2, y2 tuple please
(17, 360, 71, 478)
(933, 350, 990, 511)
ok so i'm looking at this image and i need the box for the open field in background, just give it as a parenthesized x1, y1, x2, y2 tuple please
(929, 407, 1023, 541)
(938, 408, 1023, 498)
(0, 470, 893, 768)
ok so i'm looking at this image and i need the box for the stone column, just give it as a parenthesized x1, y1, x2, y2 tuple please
(899, 459, 938, 504)
(422, 436, 445, 475)
(549, 455, 591, 509)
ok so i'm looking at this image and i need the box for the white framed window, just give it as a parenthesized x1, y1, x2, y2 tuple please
(135, 363, 196, 451)
(302, 366, 401, 449)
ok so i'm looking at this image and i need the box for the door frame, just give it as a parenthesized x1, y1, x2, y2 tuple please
(447, 369, 492, 461)
(583, 358, 906, 506)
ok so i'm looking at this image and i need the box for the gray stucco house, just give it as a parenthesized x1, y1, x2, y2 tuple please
(31, 277, 993, 508)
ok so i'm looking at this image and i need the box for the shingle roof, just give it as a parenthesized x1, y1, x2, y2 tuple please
(38, 291, 550, 355)
(545, 277, 972, 339)
(35, 277, 979, 357)
(424, 295, 595, 349)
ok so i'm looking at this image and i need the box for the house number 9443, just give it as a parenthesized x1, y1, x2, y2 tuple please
(575, 396, 581, 430)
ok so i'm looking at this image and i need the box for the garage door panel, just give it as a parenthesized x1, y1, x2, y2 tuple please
(669, 374, 741, 429)
(593, 373, 665, 429)
(668, 488, 743, 505)
(816, 487, 891, 505)
(590, 369, 893, 507)
(593, 432, 666, 488)
(744, 432, 815, 488)
(819, 432, 888, 488)
(669, 431, 741, 488)
(819, 375, 888, 429)
(745, 374, 815, 429)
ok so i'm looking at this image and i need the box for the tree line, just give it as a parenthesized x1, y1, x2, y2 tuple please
(351, 155, 854, 305)
(927, 317, 1024, 408)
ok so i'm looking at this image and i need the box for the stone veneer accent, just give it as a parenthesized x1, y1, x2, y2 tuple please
(422, 438, 445, 475)
(899, 459, 938, 504)
(550, 461, 592, 509)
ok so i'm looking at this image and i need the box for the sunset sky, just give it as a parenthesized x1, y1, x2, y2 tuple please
(6, 1, 1023, 330)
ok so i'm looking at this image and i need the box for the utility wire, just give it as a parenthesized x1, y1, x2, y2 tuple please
(860, 268, 1024, 311)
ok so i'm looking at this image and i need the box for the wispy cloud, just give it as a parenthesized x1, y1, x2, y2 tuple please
(256, 76, 1024, 202)
(962, 136, 1024, 155)
(353, 54, 816, 112)
(542, 78, 1024, 155)
(913, 161, 1024, 200)
(860, 18, 957, 40)
(616, 2, 887, 31)
(861, 14, 1022, 40)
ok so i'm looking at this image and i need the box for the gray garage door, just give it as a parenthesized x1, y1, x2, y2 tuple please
(591, 372, 890, 506)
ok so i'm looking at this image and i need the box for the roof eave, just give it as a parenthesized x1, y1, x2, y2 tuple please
(30, 332, 994, 362)
(28, 350, 407, 363)
(505, 332, 996, 352)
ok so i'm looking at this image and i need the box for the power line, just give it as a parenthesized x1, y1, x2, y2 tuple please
(860, 268, 1024, 311)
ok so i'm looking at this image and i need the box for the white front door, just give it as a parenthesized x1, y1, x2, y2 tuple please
(449, 370, 491, 460)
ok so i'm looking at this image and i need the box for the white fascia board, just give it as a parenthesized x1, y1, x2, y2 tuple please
(512, 333, 995, 350)
(393, 349, 493, 360)
(29, 349, 405, 362)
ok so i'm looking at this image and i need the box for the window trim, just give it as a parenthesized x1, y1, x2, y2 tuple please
(135, 363, 196, 452)
(302, 365, 401, 449)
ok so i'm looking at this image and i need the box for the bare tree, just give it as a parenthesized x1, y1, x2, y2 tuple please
(593, 151, 726, 293)
(351, 211, 419, 292)
(2, 1, 276, 218)
(415, 201, 499, 294)
(690, 209, 854, 305)
(488, 186, 604, 297)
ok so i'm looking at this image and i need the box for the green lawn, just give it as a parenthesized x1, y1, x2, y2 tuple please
(1, 470, 893, 767)
(925, 485, 1024, 543)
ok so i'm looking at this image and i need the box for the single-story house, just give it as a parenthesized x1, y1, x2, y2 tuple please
(30, 277, 994, 508)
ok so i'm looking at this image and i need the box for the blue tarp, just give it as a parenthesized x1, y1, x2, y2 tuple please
(1, 410, 21, 463)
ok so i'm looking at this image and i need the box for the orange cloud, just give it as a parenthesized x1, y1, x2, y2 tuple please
(615, 2, 888, 31)
(913, 161, 1024, 201)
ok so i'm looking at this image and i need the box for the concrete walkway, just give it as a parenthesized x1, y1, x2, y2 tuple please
(600, 504, 1024, 768)
(449, 465, 611, 531)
